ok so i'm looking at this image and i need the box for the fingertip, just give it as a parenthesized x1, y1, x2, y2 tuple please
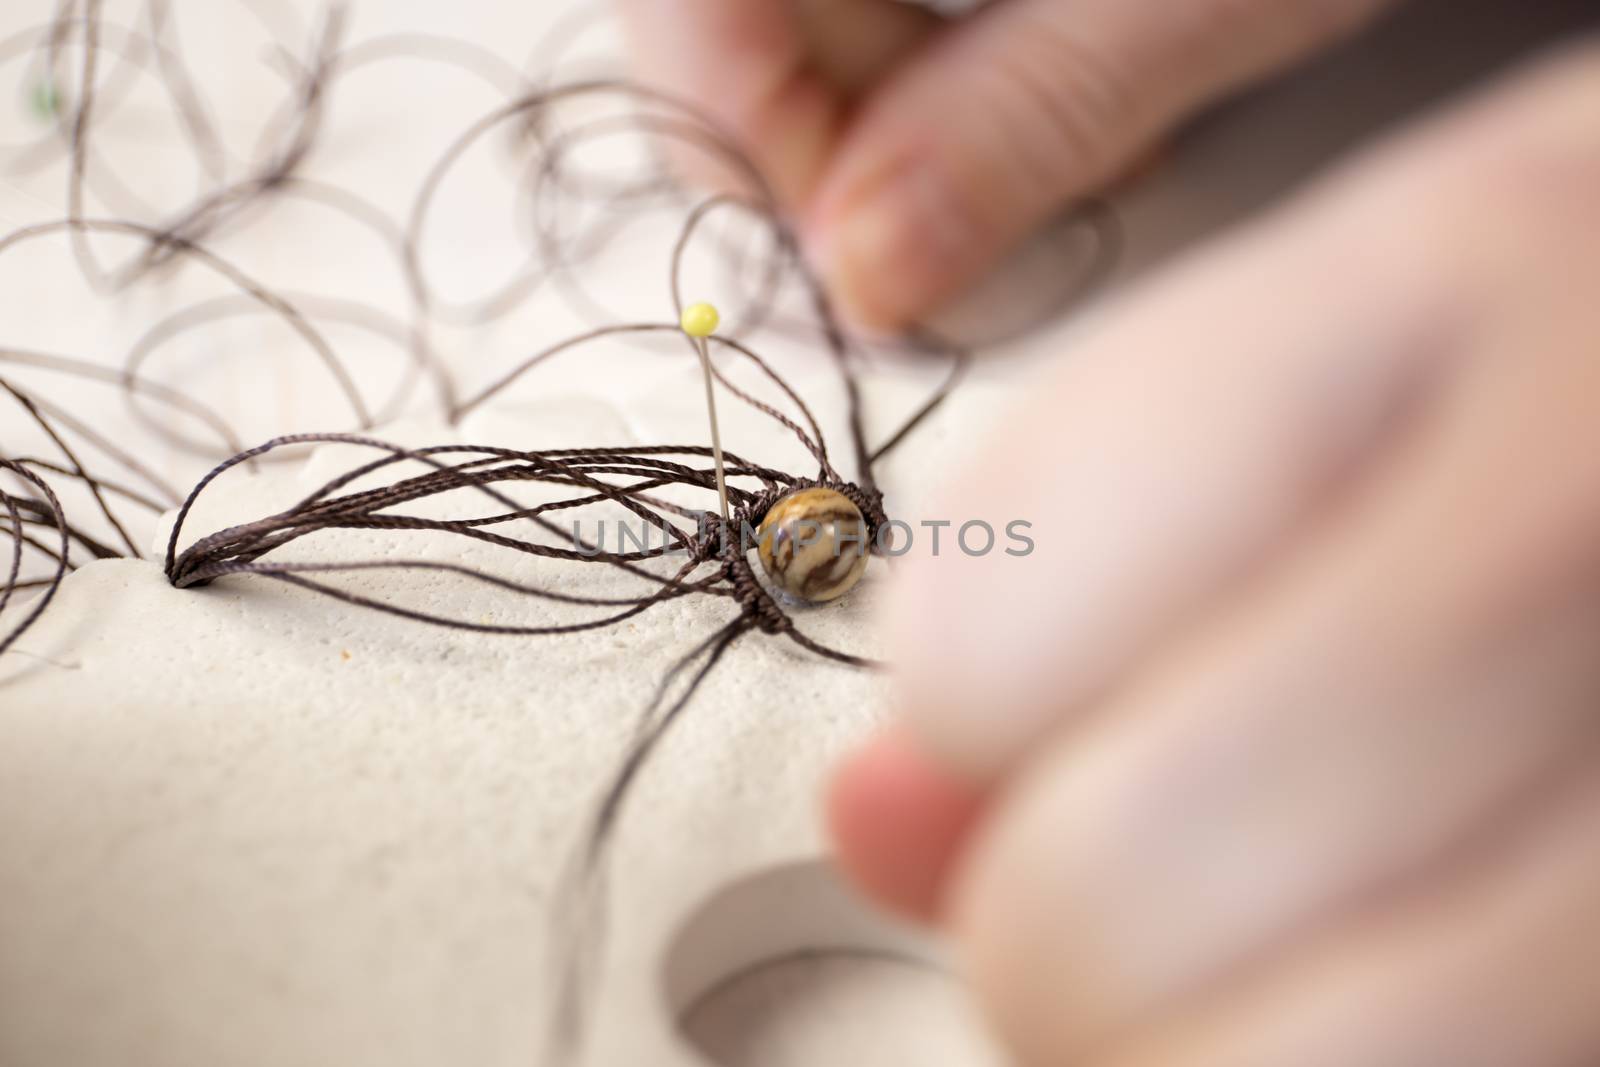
(806, 160, 983, 333)
(827, 727, 988, 924)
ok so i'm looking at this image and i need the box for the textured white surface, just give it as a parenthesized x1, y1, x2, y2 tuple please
(0, 377, 1013, 1066)
(1, 0, 1589, 1065)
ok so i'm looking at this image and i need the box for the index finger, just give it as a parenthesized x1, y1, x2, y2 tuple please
(614, 0, 935, 203)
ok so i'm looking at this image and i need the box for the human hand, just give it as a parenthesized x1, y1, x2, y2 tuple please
(831, 43, 1600, 1066)
(618, 0, 1397, 330)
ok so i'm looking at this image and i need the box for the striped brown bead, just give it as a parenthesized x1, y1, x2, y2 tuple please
(756, 488, 870, 603)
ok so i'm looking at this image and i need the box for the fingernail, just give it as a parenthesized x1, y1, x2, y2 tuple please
(808, 162, 977, 332)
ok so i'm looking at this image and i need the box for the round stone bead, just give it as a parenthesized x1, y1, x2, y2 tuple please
(757, 488, 870, 603)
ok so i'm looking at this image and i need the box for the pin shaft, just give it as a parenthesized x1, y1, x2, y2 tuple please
(693, 334, 731, 523)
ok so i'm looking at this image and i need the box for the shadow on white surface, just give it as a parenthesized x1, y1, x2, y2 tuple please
(667, 859, 1004, 1067)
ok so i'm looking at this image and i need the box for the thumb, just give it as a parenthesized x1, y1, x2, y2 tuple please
(807, 0, 1396, 330)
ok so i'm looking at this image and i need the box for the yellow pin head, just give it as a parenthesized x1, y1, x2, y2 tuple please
(680, 302, 720, 339)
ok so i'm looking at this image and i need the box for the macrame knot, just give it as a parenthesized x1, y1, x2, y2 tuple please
(717, 543, 791, 634)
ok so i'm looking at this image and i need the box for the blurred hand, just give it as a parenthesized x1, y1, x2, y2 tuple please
(831, 43, 1600, 1067)
(618, 0, 1397, 330)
